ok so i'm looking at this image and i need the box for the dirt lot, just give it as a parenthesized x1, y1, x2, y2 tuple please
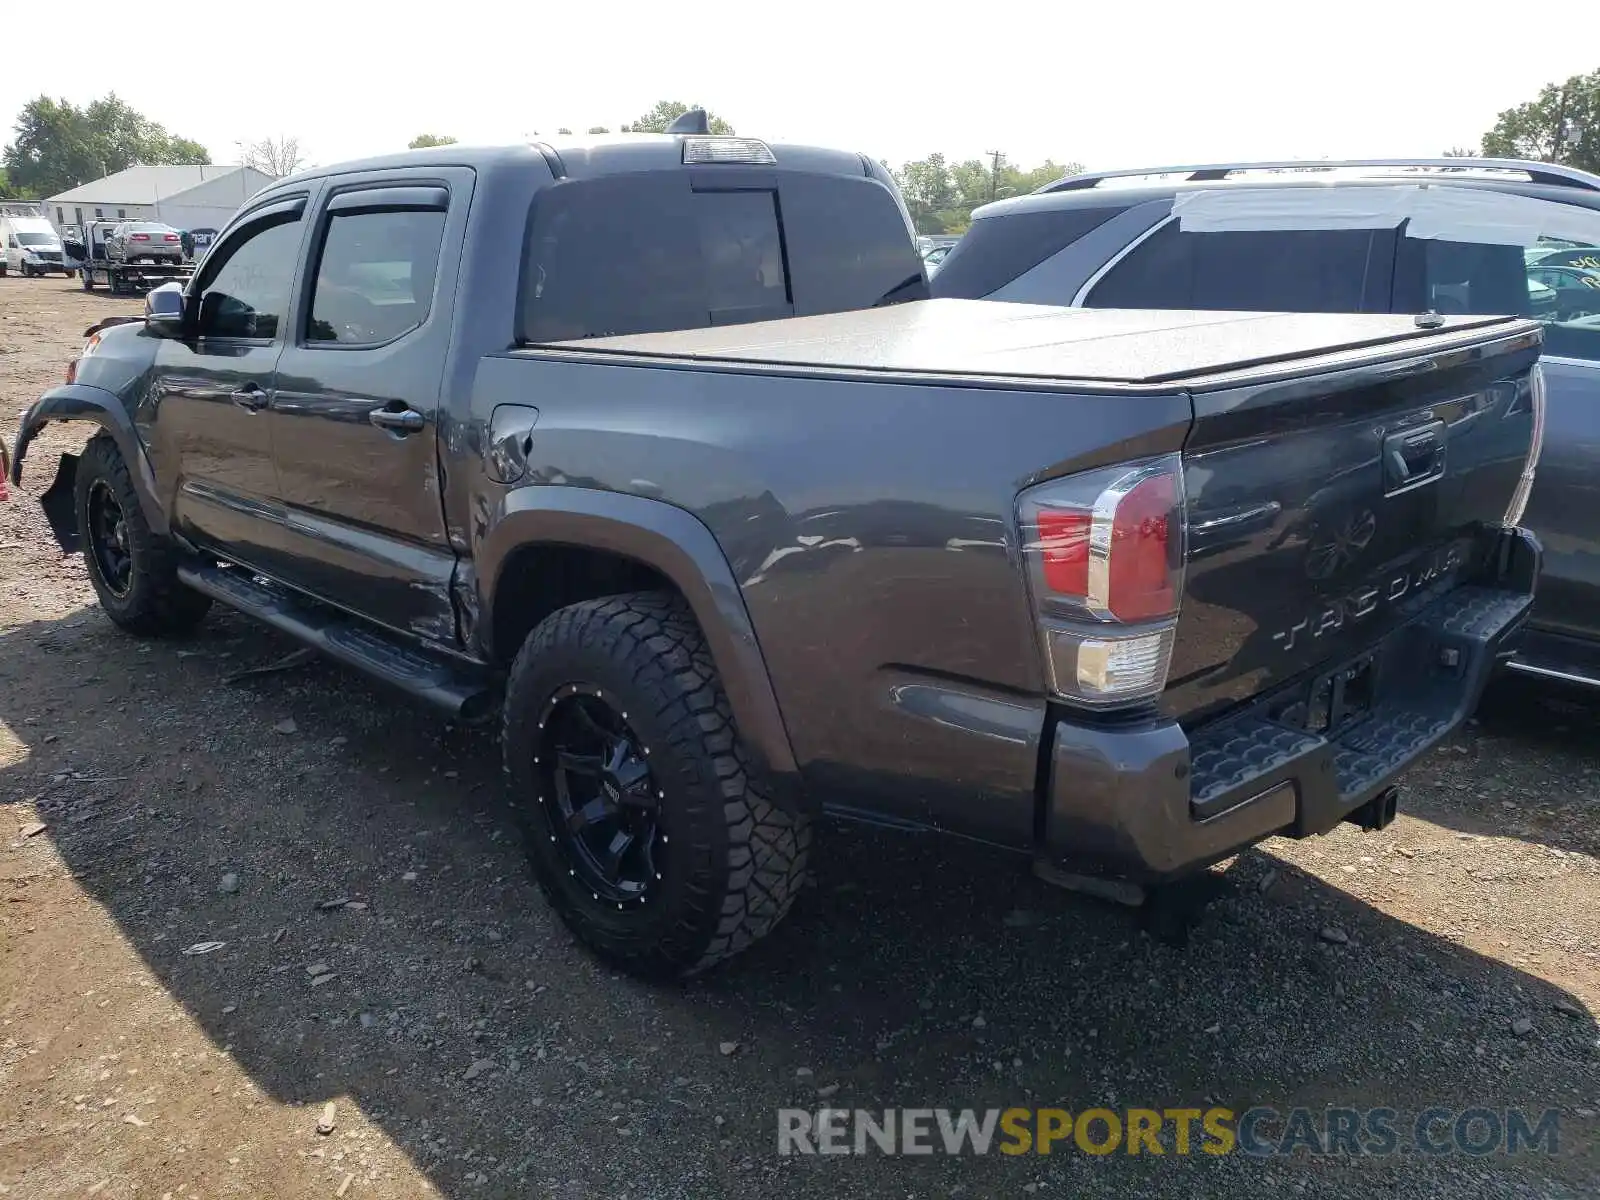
(0, 273, 1597, 1199)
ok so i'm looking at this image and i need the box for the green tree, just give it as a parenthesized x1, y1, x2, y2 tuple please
(1480, 69, 1600, 173)
(408, 133, 457, 149)
(894, 154, 1082, 234)
(1442, 145, 1479, 158)
(2, 93, 209, 197)
(894, 154, 957, 232)
(620, 101, 735, 135)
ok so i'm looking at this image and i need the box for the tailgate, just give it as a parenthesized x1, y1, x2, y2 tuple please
(1165, 318, 1544, 726)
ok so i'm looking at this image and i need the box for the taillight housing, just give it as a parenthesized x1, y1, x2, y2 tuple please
(1018, 454, 1186, 708)
(163, 233, 179, 242)
(1502, 363, 1546, 527)
(130, 233, 150, 241)
(67, 332, 103, 383)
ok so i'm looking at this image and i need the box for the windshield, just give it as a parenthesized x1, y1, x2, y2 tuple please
(129, 222, 173, 233)
(17, 232, 58, 246)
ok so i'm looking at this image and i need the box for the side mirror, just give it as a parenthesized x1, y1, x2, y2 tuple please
(144, 283, 186, 338)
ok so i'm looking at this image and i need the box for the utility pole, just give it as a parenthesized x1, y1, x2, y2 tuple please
(1552, 87, 1571, 163)
(986, 149, 1004, 202)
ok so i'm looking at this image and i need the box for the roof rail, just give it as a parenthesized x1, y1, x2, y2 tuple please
(1037, 157, 1600, 195)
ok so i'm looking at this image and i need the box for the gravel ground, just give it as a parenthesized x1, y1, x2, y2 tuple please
(0, 274, 1596, 1198)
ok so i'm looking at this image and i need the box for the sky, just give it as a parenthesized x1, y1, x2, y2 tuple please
(4, 1, 1599, 178)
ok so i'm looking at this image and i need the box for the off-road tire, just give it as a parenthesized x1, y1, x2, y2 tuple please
(74, 434, 211, 636)
(503, 591, 812, 979)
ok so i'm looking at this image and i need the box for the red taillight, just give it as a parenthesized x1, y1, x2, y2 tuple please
(130, 233, 150, 241)
(1037, 509, 1090, 596)
(1106, 474, 1175, 621)
(163, 234, 179, 241)
(1019, 456, 1186, 708)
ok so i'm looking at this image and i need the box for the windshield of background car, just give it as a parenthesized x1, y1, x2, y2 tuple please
(518, 171, 924, 342)
(16, 232, 58, 246)
(128, 222, 173, 234)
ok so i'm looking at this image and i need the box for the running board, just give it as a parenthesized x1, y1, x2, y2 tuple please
(177, 564, 498, 721)
(1500, 627, 1600, 691)
(1502, 657, 1600, 689)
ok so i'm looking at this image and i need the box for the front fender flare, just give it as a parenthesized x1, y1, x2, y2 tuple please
(9, 383, 168, 538)
(477, 487, 802, 797)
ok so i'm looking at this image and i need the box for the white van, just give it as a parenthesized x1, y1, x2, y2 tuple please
(0, 215, 70, 277)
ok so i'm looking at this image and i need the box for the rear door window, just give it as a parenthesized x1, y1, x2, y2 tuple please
(1087, 223, 1389, 312)
(306, 208, 447, 345)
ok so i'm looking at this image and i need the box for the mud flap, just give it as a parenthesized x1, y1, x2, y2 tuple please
(39, 452, 81, 554)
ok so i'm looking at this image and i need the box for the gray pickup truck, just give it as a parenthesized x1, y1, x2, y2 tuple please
(8, 125, 1546, 977)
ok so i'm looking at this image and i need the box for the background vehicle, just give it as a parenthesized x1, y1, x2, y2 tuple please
(9, 133, 1541, 980)
(78, 220, 195, 295)
(0, 214, 70, 276)
(932, 156, 1600, 689)
(105, 220, 185, 265)
(1527, 262, 1600, 320)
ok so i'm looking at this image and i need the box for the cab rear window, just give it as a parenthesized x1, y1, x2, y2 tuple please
(518, 172, 923, 343)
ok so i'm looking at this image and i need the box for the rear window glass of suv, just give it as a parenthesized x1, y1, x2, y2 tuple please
(1087, 223, 1387, 312)
(931, 205, 1126, 299)
(519, 172, 924, 343)
(1394, 208, 1600, 363)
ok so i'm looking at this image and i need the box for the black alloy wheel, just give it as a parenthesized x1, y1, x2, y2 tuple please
(534, 684, 664, 907)
(86, 478, 134, 598)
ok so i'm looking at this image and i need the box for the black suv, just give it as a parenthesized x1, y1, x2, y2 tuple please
(933, 156, 1600, 689)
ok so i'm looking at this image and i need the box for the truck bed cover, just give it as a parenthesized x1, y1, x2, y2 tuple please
(547, 299, 1531, 389)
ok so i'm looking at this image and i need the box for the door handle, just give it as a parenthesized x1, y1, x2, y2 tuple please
(368, 406, 425, 433)
(230, 386, 268, 411)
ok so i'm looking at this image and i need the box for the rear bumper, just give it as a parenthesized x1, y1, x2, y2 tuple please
(1040, 529, 1539, 883)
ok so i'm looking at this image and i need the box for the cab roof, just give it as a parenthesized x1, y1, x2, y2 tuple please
(271, 133, 881, 188)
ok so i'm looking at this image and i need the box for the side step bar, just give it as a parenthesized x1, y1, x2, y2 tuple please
(1498, 625, 1600, 692)
(1502, 658, 1600, 689)
(177, 564, 499, 722)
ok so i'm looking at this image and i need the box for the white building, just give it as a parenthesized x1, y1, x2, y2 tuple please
(46, 164, 278, 235)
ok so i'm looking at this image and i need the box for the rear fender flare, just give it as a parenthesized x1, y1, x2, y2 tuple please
(9, 383, 168, 541)
(477, 487, 802, 798)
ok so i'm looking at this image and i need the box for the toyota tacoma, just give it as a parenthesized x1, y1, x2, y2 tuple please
(8, 124, 1546, 977)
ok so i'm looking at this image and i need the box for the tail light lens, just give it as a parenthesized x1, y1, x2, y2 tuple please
(130, 233, 150, 241)
(1502, 363, 1546, 527)
(67, 332, 103, 383)
(163, 234, 180, 242)
(1018, 455, 1186, 708)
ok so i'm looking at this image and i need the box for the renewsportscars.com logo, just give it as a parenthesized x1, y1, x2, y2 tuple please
(777, 1106, 1565, 1157)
